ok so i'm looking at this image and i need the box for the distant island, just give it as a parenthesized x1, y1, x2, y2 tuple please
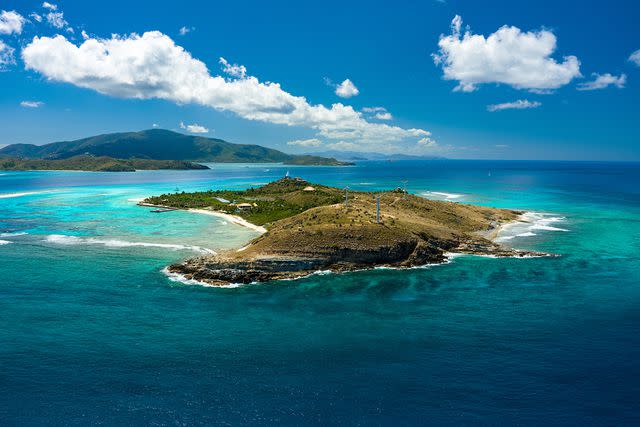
(142, 177, 548, 286)
(0, 129, 352, 171)
(0, 155, 209, 172)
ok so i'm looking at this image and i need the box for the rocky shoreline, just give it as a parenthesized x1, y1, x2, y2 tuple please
(165, 221, 551, 287)
(143, 178, 554, 287)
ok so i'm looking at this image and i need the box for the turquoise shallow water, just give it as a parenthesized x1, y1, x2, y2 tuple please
(1, 161, 639, 425)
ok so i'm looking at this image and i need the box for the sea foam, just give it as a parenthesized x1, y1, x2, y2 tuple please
(0, 240, 12, 245)
(162, 267, 244, 288)
(44, 234, 216, 254)
(0, 232, 28, 237)
(0, 191, 52, 199)
(421, 191, 464, 201)
(495, 212, 568, 242)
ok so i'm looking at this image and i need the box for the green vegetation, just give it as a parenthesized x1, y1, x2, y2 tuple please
(144, 177, 344, 225)
(0, 155, 209, 172)
(0, 129, 353, 166)
(163, 178, 533, 286)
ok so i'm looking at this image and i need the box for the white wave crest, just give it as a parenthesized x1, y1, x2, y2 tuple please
(422, 191, 464, 201)
(162, 267, 244, 288)
(0, 191, 52, 199)
(496, 212, 568, 242)
(0, 239, 12, 245)
(44, 234, 216, 254)
(0, 232, 28, 237)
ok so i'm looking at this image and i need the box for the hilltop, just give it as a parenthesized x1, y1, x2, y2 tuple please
(143, 177, 548, 285)
(0, 129, 352, 167)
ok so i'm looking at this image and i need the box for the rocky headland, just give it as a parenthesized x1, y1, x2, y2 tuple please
(142, 177, 549, 286)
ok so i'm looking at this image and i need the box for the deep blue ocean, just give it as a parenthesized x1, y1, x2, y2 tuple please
(1, 160, 639, 425)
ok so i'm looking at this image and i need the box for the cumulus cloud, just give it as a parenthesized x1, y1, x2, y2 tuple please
(487, 99, 542, 112)
(30, 13, 43, 23)
(577, 73, 626, 91)
(42, 2, 57, 11)
(0, 40, 15, 70)
(335, 78, 359, 98)
(219, 57, 247, 79)
(287, 138, 322, 147)
(22, 32, 433, 152)
(0, 10, 26, 35)
(46, 11, 67, 29)
(180, 121, 209, 133)
(362, 106, 392, 120)
(179, 26, 194, 36)
(20, 100, 44, 108)
(630, 49, 640, 66)
(433, 15, 581, 92)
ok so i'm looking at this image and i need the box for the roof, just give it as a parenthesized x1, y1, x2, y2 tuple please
(303, 186, 316, 191)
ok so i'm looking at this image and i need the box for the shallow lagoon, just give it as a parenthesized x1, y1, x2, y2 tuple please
(1, 161, 639, 424)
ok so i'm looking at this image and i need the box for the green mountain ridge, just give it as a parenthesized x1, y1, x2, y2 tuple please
(0, 129, 351, 166)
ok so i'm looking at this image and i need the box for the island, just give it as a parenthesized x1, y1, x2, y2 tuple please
(0, 155, 210, 172)
(141, 177, 549, 286)
(0, 129, 353, 170)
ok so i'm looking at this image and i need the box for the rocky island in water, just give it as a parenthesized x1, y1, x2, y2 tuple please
(142, 177, 549, 286)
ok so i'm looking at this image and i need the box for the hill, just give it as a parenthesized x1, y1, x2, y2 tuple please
(0, 129, 351, 166)
(0, 155, 209, 172)
(142, 177, 549, 285)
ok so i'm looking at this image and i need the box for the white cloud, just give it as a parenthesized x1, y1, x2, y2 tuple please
(180, 121, 209, 133)
(433, 15, 581, 92)
(361, 106, 385, 113)
(46, 11, 67, 29)
(22, 32, 433, 152)
(20, 100, 44, 108)
(335, 79, 359, 98)
(0, 40, 15, 70)
(374, 112, 392, 120)
(219, 57, 247, 79)
(0, 10, 26, 35)
(81, 30, 89, 40)
(630, 49, 640, 67)
(287, 138, 322, 147)
(30, 13, 43, 23)
(152, 123, 159, 128)
(577, 73, 626, 91)
(179, 26, 194, 36)
(362, 106, 392, 120)
(42, 2, 58, 11)
(487, 99, 542, 112)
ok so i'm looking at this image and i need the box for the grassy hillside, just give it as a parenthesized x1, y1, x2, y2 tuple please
(0, 129, 351, 166)
(0, 155, 209, 172)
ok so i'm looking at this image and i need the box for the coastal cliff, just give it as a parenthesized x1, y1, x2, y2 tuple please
(144, 177, 547, 285)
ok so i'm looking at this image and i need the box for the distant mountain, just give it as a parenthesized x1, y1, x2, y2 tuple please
(0, 129, 351, 166)
(307, 150, 445, 161)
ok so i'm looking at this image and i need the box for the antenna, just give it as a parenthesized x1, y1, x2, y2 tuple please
(401, 180, 408, 200)
(344, 186, 350, 208)
(375, 194, 381, 224)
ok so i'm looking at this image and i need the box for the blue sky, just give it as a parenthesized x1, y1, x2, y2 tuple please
(0, 0, 638, 160)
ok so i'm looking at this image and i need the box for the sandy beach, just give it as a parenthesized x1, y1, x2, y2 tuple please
(188, 209, 267, 234)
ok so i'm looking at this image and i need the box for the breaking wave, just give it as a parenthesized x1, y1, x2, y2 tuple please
(44, 234, 216, 254)
(422, 191, 464, 201)
(495, 212, 568, 242)
(162, 267, 244, 288)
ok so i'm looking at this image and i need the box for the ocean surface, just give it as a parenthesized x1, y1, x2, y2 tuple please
(1, 160, 639, 425)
